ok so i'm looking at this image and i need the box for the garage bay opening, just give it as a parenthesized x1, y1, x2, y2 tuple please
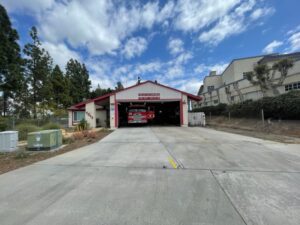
(118, 101, 181, 127)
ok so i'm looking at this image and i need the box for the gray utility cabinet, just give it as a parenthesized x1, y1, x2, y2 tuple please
(0, 131, 19, 152)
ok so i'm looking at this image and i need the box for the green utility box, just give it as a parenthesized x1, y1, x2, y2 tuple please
(27, 129, 62, 151)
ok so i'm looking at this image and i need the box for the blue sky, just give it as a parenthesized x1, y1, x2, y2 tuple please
(1, 0, 300, 94)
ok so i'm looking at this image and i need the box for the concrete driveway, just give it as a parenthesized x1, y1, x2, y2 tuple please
(0, 127, 300, 225)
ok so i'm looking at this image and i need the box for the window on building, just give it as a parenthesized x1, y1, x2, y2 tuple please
(285, 82, 300, 91)
(207, 86, 214, 92)
(231, 96, 234, 101)
(243, 72, 251, 79)
(213, 100, 219, 104)
(73, 111, 85, 122)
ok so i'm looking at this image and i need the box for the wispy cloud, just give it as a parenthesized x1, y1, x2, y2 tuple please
(262, 40, 283, 54)
(121, 37, 148, 59)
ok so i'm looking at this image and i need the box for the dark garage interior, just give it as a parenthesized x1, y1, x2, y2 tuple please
(118, 101, 180, 127)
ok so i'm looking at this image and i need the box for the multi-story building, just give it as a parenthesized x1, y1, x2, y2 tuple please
(197, 52, 300, 107)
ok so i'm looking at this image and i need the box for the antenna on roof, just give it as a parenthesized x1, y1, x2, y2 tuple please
(137, 76, 141, 84)
(154, 80, 157, 83)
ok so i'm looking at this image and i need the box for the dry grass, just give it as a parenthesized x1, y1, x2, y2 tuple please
(207, 116, 300, 143)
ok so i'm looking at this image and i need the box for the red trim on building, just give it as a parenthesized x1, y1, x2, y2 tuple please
(116, 98, 181, 102)
(180, 94, 183, 126)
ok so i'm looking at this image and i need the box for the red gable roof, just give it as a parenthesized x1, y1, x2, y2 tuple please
(69, 80, 201, 109)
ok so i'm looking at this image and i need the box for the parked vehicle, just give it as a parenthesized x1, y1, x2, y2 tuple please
(127, 105, 155, 124)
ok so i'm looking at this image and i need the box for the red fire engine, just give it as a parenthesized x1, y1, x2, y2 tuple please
(127, 105, 155, 124)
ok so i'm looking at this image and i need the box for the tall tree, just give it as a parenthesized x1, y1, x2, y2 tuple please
(66, 59, 91, 104)
(23, 26, 53, 118)
(246, 58, 294, 97)
(90, 84, 113, 98)
(51, 65, 71, 108)
(115, 81, 124, 91)
(0, 4, 23, 116)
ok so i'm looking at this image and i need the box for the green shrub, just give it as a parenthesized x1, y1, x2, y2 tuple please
(193, 90, 300, 120)
(16, 123, 41, 140)
(42, 122, 61, 130)
(75, 119, 89, 131)
(193, 103, 227, 116)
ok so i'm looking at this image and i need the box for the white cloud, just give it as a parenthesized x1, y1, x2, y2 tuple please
(174, 0, 240, 32)
(199, 1, 275, 46)
(168, 38, 184, 55)
(32, 0, 176, 56)
(262, 40, 283, 54)
(194, 62, 228, 75)
(198, 0, 256, 45)
(1, 0, 54, 13)
(43, 41, 81, 70)
(288, 32, 300, 52)
(173, 52, 193, 65)
(287, 25, 300, 35)
(121, 37, 148, 59)
(250, 7, 275, 21)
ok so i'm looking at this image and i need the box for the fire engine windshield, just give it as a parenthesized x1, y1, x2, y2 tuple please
(129, 109, 146, 112)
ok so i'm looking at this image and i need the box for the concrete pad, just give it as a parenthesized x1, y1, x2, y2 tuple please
(165, 142, 300, 172)
(0, 165, 245, 225)
(152, 127, 275, 144)
(154, 127, 300, 172)
(213, 171, 300, 225)
(38, 142, 172, 169)
(1, 127, 300, 224)
(101, 127, 160, 143)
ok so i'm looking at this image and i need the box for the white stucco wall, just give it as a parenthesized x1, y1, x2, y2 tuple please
(85, 102, 96, 128)
(109, 95, 116, 129)
(116, 82, 181, 101)
(68, 110, 72, 127)
(96, 110, 107, 127)
(182, 94, 188, 126)
(203, 75, 223, 92)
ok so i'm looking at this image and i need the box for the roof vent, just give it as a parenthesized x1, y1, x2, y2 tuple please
(209, 71, 217, 76)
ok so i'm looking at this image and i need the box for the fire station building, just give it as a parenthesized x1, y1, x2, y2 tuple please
(68, 80, 201, 129)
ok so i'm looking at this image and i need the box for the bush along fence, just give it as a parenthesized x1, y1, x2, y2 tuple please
(193, 90, 300, 120)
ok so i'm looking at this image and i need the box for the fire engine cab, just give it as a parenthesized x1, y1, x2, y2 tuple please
(127, 105, 155, 124)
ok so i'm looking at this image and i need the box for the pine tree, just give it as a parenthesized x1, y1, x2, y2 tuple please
(51, 65, 71, 108)
(23, 26, 53, 118)
(66, 59, 91, 104)
(90, 84, 113, 98)
(0, 4, 23, 116)
(115, 81, 124, 91)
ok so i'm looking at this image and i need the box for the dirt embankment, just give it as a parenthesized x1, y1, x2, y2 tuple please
(206, 116, 300, 143)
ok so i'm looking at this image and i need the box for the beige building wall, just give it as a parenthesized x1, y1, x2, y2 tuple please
(203, 75, 223, 92)
(68, 111, 73, 127)
(96, 110, 107, 127)
(85, 102, 96, 128)
(109, 95, 116, 129)
(182, 94, 189, 126)
(199, 57, 300, 107)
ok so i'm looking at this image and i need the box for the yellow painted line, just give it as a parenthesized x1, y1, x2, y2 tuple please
(168, 157, 178, 169)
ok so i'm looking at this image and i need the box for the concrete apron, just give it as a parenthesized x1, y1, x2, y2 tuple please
(0, 127, 299, 225)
